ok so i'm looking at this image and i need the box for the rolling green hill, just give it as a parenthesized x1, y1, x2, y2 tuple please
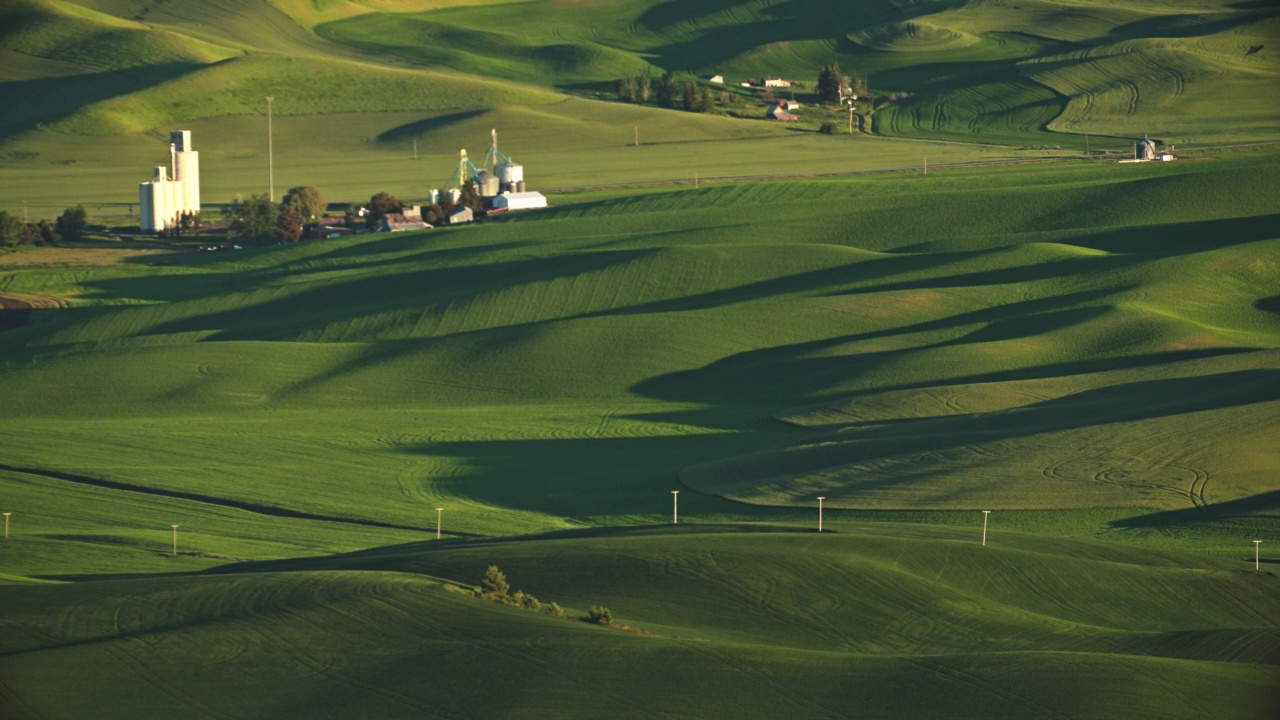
(1, 1, 1278, 717)
(3, 525, 1277, 719)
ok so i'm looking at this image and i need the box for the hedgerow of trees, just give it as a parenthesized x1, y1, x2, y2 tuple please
(471, 566, 610, 623)
(1, 212, 58, 247)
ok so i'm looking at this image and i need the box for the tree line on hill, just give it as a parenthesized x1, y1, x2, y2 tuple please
(0, 206, 89, 247)
(612, 62, 875, 118)
(616, 72, 733, 112)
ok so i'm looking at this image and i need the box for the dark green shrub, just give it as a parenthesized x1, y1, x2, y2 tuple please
(586, 606, 613, 625)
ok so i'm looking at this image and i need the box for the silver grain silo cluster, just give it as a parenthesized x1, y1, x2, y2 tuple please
(1135, 135, 1156, 161)
(139, 130, 200, 232)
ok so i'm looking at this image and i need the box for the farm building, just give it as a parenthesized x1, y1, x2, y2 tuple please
(492, 191, 547, 211)
(700, 74, 724, 84)
(767, 103, 798, 121)
(763, 77, 795, 88)
(447, 206, 474, 225)
(308, 225, 353, 239)
(381, 214, 431, 232)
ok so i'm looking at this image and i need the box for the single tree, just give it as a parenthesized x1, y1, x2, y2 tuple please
(698, 88, 715, 113)
(718, 90, 733, 107)
(656, 71, 678, 108)
(422, 202, 445, 225)
(457, 182, 483, 215)
(36, 220, 55, 244)
(480, 566, 510, 599)
(276, 206, 303, 242)
(617, 77, 638, 103)
(816, 62, 844, 103)
(229, 193, 278, 244)
(637, 74, 652, 102)
(818, 122, 837, 135)
(282, 186, 326, 226)
(55, 205, 88, 242)
(681, 80, 700, 111)
(0, 211, 21, 247)
(365, 192, 403, 230)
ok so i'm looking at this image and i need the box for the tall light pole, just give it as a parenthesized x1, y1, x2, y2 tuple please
(436, 507, 443, 540)
(847, 100, 854, 133)
(265, 96, 274, 201)
(981, 510, 991, 546)
(671, 490, 679, 524)
(170, 524, 180, 557)
(817, 497, 825, 533)
(1255, 540, 1262, 571)
(3, 512, 10, 539)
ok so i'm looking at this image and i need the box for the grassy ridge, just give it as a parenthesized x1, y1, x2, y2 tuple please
(2, 526, 1277, 718)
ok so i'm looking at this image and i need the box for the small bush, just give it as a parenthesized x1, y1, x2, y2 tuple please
(546, 603, 563, 617)
(586, 606, 613, 626)
(818, 122, 837, 135)
(516, 591, 541, 612)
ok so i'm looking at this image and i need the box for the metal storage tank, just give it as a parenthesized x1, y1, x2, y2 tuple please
(1135, 136, 1156, 161)
(497, 159, 524, 186)
(474, 170, 500, 198)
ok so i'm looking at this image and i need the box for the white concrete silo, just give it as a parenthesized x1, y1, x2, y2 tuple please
(170, 130, 200, 213)
(139, 166, 182, 232)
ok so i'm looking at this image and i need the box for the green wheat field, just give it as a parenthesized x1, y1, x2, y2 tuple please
(0, 1, 1277, 718)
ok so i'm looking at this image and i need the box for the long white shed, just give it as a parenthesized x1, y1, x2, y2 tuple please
(493, 191, 547, 211)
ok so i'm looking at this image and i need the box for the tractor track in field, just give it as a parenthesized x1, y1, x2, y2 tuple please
(0, 463, 481, 537)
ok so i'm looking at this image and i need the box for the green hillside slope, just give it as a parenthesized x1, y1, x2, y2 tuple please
(2, 526, 1277, 719)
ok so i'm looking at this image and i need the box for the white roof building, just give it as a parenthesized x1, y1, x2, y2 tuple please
(493, 192, 547, 211)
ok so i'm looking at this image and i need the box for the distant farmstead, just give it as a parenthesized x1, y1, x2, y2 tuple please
(767, 103, 798, 121)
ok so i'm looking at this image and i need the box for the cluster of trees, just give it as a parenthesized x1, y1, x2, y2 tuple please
(229, 186, 326, 244)
(476, 566, 559, 615)
(816, 62, 849, 104)
(617, 72, 732, 113)
(0, 206, 88, 248)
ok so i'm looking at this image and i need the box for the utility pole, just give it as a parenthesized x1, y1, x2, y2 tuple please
(634, 126, 639, 147)
(981, 510, 991, 546)
(1255, 540, 1262, 571)
(817, 497, 825, 533)
(170, 524, 180, 557)
(671, 491, 679, 524)
(3, 512, 10, 539)
(848, 101, 854, 134)
(924, 155, 927, 176)
(265, 96, 274, 201)
(436, 507, 443, 540)
(413, 139, 418, 160)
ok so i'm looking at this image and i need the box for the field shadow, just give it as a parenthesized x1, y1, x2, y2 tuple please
(1063, 214, 1280, 255)
(0, 62, 205, 137)
(1111, 490, 1280, 529)
(376, 109, 490, 142)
